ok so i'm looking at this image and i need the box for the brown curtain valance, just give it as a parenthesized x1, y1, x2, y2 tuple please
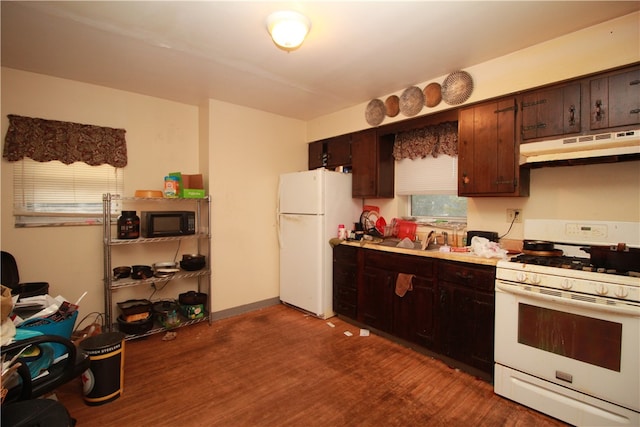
(3, 114, 127, 167)
(392, 121, 458, 160)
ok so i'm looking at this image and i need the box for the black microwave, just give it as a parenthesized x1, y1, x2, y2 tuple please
(141, 211, 196, 238)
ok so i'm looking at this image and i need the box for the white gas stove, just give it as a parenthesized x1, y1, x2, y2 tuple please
(494, 219, 640, 427)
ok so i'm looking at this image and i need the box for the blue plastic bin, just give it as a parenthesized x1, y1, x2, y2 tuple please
(18, 310, 78, 359)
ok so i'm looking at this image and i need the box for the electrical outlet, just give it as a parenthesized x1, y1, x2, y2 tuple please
(506, 208, 522, 223)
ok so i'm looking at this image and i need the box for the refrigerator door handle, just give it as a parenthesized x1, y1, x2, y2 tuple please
(276, 179, 282, 249)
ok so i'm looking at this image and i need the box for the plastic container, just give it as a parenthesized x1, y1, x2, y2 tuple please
(396, 220, 417, 241)
(117, 211, 140, 239)
(18, 311, 78, 359)
(79, 332, 126, 406)
(338, 224, 347, 240)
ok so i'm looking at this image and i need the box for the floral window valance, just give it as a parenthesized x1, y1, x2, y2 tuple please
(3, 114, 127, 167)
(392, 121, 458, 160)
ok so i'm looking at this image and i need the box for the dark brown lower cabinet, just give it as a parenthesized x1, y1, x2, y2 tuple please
(334, 246, 495, 379)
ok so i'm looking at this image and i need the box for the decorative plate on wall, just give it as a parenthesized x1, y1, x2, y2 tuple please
(365, 99, 385, 126)
(441, 71, 473, 105)
(423, 83, 442, 107)
(385, 95, 400, 117)
(399, 86, 424, 117)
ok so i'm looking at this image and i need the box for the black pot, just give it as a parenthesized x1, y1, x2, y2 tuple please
(117, 314, 154, 335)
(179, 291, 207, 305)
(131, 265, 153, 279)
(523, 240, 555, 251)
(583, 245, 640, 272)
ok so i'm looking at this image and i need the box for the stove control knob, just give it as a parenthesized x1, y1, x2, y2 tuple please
(595, 283, 608, 296)
(516, 272, 528, 283)
(560, 279, 573, 290)
(614, 286, 629, 299)
(530, 274, 541, 285)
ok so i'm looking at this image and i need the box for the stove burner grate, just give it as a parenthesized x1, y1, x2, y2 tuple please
(508, 254, 637, 276)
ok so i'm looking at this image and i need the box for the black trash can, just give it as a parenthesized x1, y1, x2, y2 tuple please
(79, 332, 126, 406)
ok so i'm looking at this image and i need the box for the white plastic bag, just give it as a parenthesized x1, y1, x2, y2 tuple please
(470, 236, 508, 259)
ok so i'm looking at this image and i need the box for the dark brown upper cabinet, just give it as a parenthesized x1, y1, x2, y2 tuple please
(590, 66, 640, 130)
(351, 129, 394, 199)
(521, 83, 581, 141)
(308, 135, 352, 170)
(458, 98, 529, 197)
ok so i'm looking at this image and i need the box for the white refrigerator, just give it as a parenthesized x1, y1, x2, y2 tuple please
(277, 169, 361, 318)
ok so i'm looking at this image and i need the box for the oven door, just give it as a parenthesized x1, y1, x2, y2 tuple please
(495, 280, 640, 412)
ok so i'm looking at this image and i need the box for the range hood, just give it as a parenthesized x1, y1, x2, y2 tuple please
(519, 129, 640, 166)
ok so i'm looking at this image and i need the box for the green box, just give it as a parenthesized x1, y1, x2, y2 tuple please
(182, 188, 206, 198)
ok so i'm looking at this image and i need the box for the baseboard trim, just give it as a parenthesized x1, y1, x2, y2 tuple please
(210, 297, 281, 321)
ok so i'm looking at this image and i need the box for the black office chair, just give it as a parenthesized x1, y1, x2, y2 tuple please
(2, 334, 90, 426)
(1, 251, 49, 299)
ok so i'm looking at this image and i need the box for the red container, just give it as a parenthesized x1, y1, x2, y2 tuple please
(396, 220, 417, 241)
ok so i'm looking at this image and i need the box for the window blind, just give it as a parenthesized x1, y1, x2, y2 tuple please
(395, 155, 458, 195)
(13, 158, 123, 225)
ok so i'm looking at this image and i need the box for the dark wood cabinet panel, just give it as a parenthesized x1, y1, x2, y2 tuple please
(333, 246, 495, 379)
(308, 135, 352, 170)
(590, 67, 640, 130)
(393, 276, 437, 350)
(333, 245, 358, 318)
(351, 129, 394, 198)
(326, 135, 351, 168)
(360, 265, 394, 332)
(437, 260, 495, 374)
(521, 83, 581, 140)
(308, 141, 324, 170)
(458, 98, 527, 197)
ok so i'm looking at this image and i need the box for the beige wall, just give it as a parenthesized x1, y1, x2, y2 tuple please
(1, 68, 201, 318)
(307, 12, 640, 237)
(207, 100, 306, 312)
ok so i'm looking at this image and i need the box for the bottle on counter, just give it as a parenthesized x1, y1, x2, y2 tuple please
(338, 224, 347, 240)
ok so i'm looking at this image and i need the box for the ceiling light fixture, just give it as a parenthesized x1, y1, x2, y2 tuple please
(266, 11, 311, 52)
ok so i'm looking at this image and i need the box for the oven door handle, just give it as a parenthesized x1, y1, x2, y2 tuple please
(496, 281, 640, 318)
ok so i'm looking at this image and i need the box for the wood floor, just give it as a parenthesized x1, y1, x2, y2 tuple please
(56, 304, 568, 426)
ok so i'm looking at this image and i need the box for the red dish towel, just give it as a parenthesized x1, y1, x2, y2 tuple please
(395, 273, 414, 297)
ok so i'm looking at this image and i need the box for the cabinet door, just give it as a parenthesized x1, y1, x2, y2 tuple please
(333, 245, 358, 319)
(469, 291, 495, 374)
(393, 276, 437, 350)
(360, 266, 393, 332)
(308, 141, 324, 170)
(351, 129, 394, 198)
(458, 98, 521, 196)
(326, 135, 351, 168)
(521, 84, 581, 140)
(590, 67, 640, 130)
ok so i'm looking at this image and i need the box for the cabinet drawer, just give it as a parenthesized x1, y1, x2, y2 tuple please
(364, 249, 434, 278)
(438, 261, 495, 291)
(333, 245, 358, 264)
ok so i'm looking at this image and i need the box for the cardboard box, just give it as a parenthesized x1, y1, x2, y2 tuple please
(169, 172, 205, 198)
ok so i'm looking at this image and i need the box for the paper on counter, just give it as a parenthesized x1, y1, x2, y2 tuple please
(360, 329, 370, 336)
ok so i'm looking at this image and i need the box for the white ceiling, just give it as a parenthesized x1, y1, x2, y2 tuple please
(2, 1, 639, 121)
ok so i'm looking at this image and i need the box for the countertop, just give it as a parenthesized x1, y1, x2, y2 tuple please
(339, 240, 502, 267)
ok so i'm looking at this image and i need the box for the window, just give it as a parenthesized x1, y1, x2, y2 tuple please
(395, 156, 467, 219)
(13, 158, 123, 227)
(411, 194, 467, 218)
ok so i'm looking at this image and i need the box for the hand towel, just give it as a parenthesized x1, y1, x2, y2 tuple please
(395, 273, 414, 297)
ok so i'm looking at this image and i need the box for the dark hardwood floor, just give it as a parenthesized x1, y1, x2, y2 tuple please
(56, 304, 568, 426)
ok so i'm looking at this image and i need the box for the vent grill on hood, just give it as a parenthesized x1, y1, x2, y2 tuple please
(520, 129, 640, 166)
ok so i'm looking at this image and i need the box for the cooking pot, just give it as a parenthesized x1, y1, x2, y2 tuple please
(131, 265, 153, 279)
(180, 254, 205, 271)
(582, 244, 640, 272)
